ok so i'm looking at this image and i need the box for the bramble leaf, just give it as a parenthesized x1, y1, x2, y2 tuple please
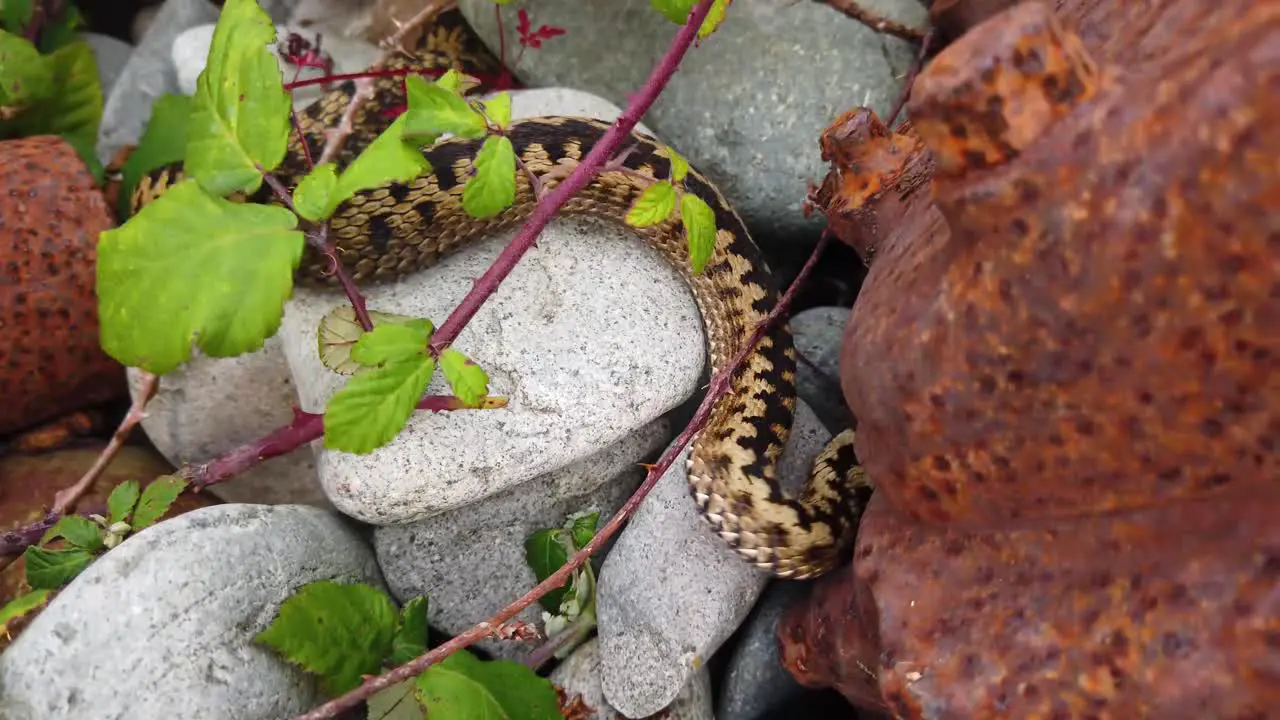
(681, 193, 716, 274)
(40, 516, 104, 552)
(96, 178, 304, 375)
(324, 355, 436, 454)
(36, 3, 83, 52)
(439, 348, 489, 408)
(132, 475, 189, 531)
(1, 0, 33, 34)
(2, 39, 103, 178)
(350, 320, 434, 368)
(294, 162, 339, 222)
(0, 589, 50, 635)
(415, 649, 562, 720)
(461, 135, 515, 219)
(390, 596, 429, 666)
(330, 113, 433, 216)
(625, 180, 676, 228)
(649, 0, 728, 37)
(482, 92, 511, 129)
(23, 546, 94, 589)
(317, 306, 420, 376)
(118, 93, 193, 217)
(107, 480, 141, 526)
(403, 72, 486, 139)
(368, 681, 425, 720)
(661, 146, 689, 183)
(255, 580, 399, 696)
(523, 529, 570, 614)
(184, 0, 291, 196)
(569, 512, 600, 551)
(0, 29, 52, 110)
(699, 0, 731, 38)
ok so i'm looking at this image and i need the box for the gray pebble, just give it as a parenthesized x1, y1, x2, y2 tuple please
(790, 306, 853, 433)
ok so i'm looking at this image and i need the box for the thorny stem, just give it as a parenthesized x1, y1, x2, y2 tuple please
(886, 28, 934, 127)
(819, 0, 926, 44)
(50, 372, 159, 515)
(429, 0, 720, 352)
(292, 222, 831, 720)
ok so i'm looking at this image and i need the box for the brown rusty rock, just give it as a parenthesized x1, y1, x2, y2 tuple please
(852, 489, 1280, 718)
(0, 135, 128, 436)
(842, 0, 1280, 526)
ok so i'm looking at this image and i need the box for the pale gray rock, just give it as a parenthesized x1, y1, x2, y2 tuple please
(716, 580, 814, 720)
(80, 32, 134, 100)
(457, 0, 927, 246)
(595, 400, 831, 717)
(790, 305, 853, 433)
(552, 638, 713, 720)
(0, 504, 386, 720)
(98, 0, 221, 165)
(277, 88, 698, 525)
(125, 338, 328, 508)
(374, 416, 671, 660)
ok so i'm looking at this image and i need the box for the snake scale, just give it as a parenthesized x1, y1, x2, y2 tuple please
(131, 10, 872, 579)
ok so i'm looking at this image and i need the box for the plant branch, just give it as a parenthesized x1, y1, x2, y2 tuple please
(292, 221, 829, 720)
(818, 0, 925, 44)
(886, 28, 934, 127)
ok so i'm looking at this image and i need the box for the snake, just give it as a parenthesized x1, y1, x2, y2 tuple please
(130, 9, 873, 579)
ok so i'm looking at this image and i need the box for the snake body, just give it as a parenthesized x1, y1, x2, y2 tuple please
(132, 11, 871, 579)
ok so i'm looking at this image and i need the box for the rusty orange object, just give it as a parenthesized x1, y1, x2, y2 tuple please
(0, 136, 128, 437)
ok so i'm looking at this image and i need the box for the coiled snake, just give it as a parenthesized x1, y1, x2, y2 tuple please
(131, 10, 872, 579)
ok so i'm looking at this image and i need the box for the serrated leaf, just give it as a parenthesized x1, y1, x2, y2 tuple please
(0, 28, 52, 110)
(118, 93, 193, 217)
(648, 0, 727, 36)
(23, 546, 94, 589)
(132, 475, 189, 531)
(368, 680, 425, 720)
(661, 147, 689, 183)
(482, 92, 511, 129)
(317, 306, 420, 376)
(324, 355, 436, 454)
(96, 178, 304, 375)
(294, 162, 339, 222)
(1, 0, 33, 35)
(568, 512, 600, 551)
(40, 516, 104, 552)
(461, 135, 515, 220)
(389, 596, 429, 666)
(698, 0, 731, 38)
(184, 0, 291, 196)
(626, 180, 677, 228)
(523, 529, 570, 614)
(0, 589, 50, 634)
(350, 321, 433, 368)
(403, 73, 486, 139)
(107, 479, 141, 525)
(331, 113, 433, 216)
(255, 580, 399, 696)
(415, 649, 563, 720)
(680, 193, 716, 274)
(4, 39, 101, 155)
(439, 348, 489, 408)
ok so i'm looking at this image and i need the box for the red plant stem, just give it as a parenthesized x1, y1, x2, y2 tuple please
(292, 227, 830, 720)
(429, 0, 718, 352)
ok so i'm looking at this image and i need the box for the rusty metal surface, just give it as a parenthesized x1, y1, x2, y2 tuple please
(783, 0, 1280, 716)
(0, 136, 127, 436)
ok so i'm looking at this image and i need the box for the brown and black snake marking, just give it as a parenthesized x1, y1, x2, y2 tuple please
(131, 10, 873, 579)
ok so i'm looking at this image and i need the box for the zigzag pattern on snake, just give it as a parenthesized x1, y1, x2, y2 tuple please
(131, 10, 873, 579)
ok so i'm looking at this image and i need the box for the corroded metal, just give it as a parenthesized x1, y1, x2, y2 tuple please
(783, 0, 1280, 716)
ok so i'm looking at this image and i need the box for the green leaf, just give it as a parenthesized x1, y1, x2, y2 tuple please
(698, 0, 731, 38)
(569, 512, 600, 551)
(5, 39, 103, 178)
(648, 0, 728, 37)
(184, 0, 291, 196)
(1, 0, 33, 34)
(368, 681, 426, 720)
(482, 92, 511, 129)
(438, 348, 489, 408)
(293, 162, 339, 222)
(329, 113, 432, 219)
(107, 479, 141, 525)
(523, 529, 570, 614)
(350, 320, 433, 368)
(681, 193, 716, 274)
(37, 3, 83, 52)
(40, 516, 104, 552)
(415, 649, 563, 720)
(317, 306, 420, 376)
(389, 596, 429, 666)
(118, 93, 193, 218)
(625, 180, 677, 228)
(461, 135, 515, 220)
(403, 73, 486, 140)
(0, 589, 50, 634)
(96, 178, 305, 375)
(255, 580, 399, 696)
(324, 355, 437, 454)
(23, 546, 94, 589)
(661, 146, 689, 183)
(132, 475, 189, 531)
(0, 28, 53, 110)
